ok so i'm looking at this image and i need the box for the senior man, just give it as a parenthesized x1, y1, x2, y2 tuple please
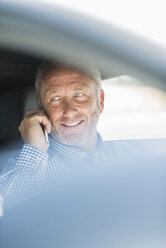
(0, 61, 131, 201)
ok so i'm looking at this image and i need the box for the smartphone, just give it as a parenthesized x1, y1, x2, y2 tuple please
(40, 123, 49, 147)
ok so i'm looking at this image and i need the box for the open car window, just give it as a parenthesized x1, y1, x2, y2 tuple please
(98, 75, 166, 141)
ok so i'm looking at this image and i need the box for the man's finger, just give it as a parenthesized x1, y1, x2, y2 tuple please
(40, 117, 52, 133)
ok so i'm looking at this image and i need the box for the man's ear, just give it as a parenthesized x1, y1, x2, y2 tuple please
(99, 89, 104, 114)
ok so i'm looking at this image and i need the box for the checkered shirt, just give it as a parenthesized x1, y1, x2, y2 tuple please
(0, 134, 133, 202)
(0, 134, 107, 201)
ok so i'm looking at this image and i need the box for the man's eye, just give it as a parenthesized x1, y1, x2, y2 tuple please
(75, 92, 84, 97)
(51, 96, 61, 101)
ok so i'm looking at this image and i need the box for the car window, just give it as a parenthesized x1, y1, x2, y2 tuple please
(98, 75, 166, 140)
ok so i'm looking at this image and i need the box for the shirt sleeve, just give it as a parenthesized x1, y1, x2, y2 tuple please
(0, 144, 49, 202)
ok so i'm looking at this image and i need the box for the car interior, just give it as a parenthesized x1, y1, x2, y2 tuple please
(0, 49, 41, 169)
(1, 47, 166, 171)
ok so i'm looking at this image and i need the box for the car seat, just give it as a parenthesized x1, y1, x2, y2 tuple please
(0, 86, 38, 171)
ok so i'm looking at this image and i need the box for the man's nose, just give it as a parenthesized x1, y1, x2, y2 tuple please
(62, 98, 78, 117)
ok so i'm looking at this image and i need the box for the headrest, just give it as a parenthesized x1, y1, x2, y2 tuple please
(0, 89, 21, 144)
(21, 87, 38, 117)
(0, 87, 38, 146)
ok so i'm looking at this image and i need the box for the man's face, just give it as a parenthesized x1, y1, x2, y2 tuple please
(40, 69, 104, 148)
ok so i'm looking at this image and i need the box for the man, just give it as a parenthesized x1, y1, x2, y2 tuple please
(20, 61, 104, 155)
(0, 61, 131, 201)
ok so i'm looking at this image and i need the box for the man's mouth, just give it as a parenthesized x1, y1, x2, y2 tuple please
(62, 120, 83, 127)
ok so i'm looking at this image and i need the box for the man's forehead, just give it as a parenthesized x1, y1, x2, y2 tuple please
(44, 68, 93, 82)
(43, 82, 95, 95)
(42, 69, 95, 91)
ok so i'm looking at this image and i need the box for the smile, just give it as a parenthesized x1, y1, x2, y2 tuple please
(63, 120, 83, 127)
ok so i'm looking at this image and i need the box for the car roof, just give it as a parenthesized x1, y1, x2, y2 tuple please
(1, 0, 166, 92)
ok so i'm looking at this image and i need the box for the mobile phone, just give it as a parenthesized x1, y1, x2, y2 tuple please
(40, 124, 49, 147)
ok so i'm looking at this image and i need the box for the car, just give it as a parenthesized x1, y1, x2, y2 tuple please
(0, 1, 166, 247)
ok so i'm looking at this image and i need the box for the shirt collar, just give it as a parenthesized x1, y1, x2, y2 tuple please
(96, 133, 104, 151)
(48, 133, 104, 162)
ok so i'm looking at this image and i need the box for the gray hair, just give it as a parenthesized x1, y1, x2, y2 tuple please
(35, 60, 102, 105)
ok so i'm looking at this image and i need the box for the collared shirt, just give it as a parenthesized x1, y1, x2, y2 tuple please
(0, 134, 133, 201)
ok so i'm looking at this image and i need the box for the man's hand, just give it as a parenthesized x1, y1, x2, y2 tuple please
(19, 110, 51, 152)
